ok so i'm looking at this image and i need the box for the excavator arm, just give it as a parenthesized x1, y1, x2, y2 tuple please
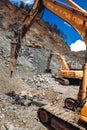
(9, 0, 43, 75)
(21, 0, 43, 38)
(46, 52, 69, 72)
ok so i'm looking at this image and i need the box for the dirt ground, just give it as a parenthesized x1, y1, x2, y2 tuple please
(0, 52, 79, 130)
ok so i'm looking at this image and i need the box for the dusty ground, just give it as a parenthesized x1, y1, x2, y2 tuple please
(0, 29, 80, 130)
(0, 61, 79, 130)
(0, 1, 86, 130)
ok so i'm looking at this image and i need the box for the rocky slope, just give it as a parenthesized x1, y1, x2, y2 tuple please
(0, 0, 86, 130)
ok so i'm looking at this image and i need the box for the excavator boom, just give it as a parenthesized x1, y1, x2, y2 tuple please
(21, 0, 43, 38)
(43, 0, 87, 43)
(46, 52, 69, 71)
(9, 0, 43, 74)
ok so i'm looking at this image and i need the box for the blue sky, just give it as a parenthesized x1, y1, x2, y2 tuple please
(42, 0, 87, 45)
(9, 0, 34, 4)
(42, 8, 82, 45)
(9, 0, 87, 51)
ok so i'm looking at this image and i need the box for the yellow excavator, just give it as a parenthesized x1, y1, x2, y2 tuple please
(46, 51, 83, 85)
(8, 0, 87, 129)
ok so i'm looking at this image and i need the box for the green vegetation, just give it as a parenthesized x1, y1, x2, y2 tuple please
(44, 21, 67, 41)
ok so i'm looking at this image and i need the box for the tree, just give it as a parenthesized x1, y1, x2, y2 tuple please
(20, 1, 25, 9)
(25, 4, 30, 12)
(53, 24, 67, 40)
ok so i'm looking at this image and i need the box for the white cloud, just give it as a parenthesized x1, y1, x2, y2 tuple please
(10, 0, 34, 5)
(22, 0, 34, 4)
(64, 22, 71, 27)
(23, 0, 34, 4)
(70, 40, 86, 52)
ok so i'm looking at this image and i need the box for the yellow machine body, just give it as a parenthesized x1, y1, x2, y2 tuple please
(80, 102, 87, 123)
(58, 70, 83, 79)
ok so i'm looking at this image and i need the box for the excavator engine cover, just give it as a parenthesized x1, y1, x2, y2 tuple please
(80, 102, 87, 123)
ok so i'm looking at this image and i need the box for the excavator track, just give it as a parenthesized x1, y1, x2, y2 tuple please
(54, 77, 70, 85)
(54, 75, 81, 85)
(38, 104, 86, 130)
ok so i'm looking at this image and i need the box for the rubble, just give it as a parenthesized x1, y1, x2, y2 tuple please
(6, 90, 48, 107)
